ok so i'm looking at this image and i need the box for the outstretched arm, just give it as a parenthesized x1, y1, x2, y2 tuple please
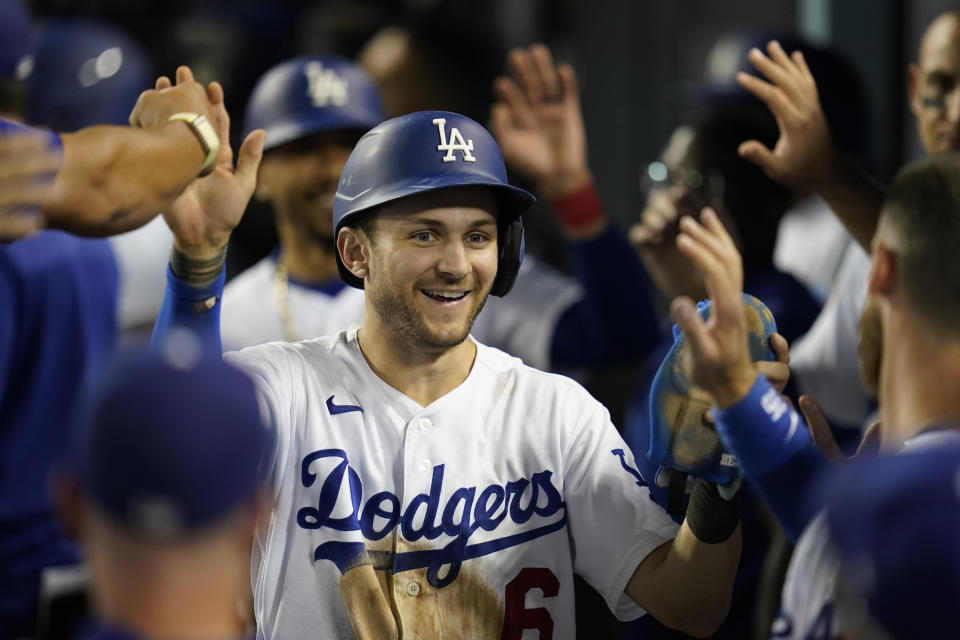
(491, 44, 660, 368)
(736, 40, 885, 251)
(150, 72, 265, 355)
(669, 207, 832, 539)
(43, 67, 226, 237)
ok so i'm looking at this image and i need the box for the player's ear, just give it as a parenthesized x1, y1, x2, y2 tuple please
(337, 226, 371, 281)
(867, 242, 897, 298)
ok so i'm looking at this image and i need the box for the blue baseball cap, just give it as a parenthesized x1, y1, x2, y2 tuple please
(822, 443, 960, 639)
(67, 342, 274, 538)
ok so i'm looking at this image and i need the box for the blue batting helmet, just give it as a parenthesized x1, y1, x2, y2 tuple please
(25, 19, 150, 131)
(243, 55, 385, 151)
(333, 110, 534, 297)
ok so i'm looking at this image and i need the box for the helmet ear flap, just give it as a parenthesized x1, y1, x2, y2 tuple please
(490, 217, 525, 297)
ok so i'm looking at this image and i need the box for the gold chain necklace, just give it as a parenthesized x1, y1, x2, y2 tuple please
(273, 261, 300, 342)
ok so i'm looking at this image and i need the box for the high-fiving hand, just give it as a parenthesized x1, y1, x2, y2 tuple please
(153, 68, 265, 259)
(736, 41, 840, 191)
(490, 44, 591, 199)
(670, 208, 756, 408)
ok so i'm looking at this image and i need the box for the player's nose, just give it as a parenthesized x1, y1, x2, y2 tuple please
(435, 238, 471, 280)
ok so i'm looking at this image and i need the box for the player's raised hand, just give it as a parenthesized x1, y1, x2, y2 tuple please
(0, 131, 61, 239)
(671, 208, 756, 408)
(490, 44, 591, 199)
(163, 82, 265, 259)
(736, 41, 840, 190)
(129, 66, 221, 131)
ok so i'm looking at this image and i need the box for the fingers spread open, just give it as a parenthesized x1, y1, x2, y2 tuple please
(735, 71, 803, 124)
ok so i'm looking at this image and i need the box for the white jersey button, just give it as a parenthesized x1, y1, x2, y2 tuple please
(406, 580, 421, 597)
(418, 418, 432, 432)
(418, 459, 432, 472)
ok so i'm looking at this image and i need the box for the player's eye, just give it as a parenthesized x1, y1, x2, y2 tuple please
(412, 231, 436, 242)
(466, 232, 490, 245)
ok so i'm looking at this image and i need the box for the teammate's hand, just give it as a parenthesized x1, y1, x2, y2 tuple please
(162, 79, 265, 259)
(756, 332, 790, 393)
(490, 44, 592, 199)
(800, 395, 882, 463)
(670, 208, 755, 408)
(0, 131, 61, 240)
(129, 66, 221, 132)
(735, 41, 841, 191)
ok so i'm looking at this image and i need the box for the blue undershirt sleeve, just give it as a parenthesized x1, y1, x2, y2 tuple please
(149, 264, 225, 356)
(713, 375, 833, 541)
(550, 224, 661, 368)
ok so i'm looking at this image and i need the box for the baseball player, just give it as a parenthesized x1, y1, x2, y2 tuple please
(0, 38, 264, 635)
(221, 49, 660, 374)
(54, 345, 273, 640)
(818, 444, 960, 639)
(152, 110, 743, 638)
(667, 150, 960, 640)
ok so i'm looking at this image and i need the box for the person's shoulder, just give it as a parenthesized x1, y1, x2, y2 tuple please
(474, 339, 599, 402)
(226, 329, 353, 374)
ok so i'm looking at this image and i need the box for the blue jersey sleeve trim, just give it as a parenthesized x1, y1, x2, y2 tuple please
(550, 224, 660, 368)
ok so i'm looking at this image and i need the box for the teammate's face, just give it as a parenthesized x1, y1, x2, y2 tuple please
(362, 188, 499, 352)
(255, 131, 358, 242)
(910, 13, 960, 153)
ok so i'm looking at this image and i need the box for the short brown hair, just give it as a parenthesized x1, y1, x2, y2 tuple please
(880, 152, 960, 337)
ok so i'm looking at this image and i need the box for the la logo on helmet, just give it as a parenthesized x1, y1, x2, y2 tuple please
(304, 62, 348, 108)
(433, 118, 476, 163)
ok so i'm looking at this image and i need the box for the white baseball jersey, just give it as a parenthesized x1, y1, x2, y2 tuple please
(790, 242, 873, 428)
(774, 429, 960, 639)
(221, 253, 582, 371)
(225, 328, 678, 639)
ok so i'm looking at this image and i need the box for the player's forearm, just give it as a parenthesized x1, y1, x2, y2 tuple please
(813, 154, 887, 252)
(44, 123, 205, 236)
(628, 523, 741, 637)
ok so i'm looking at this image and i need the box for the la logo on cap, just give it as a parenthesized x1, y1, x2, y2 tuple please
(304, 61, 348, 108)
(433, 118, 476, 163)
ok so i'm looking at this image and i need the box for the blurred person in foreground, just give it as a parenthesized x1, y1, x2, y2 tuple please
(55, 344, 273, 640)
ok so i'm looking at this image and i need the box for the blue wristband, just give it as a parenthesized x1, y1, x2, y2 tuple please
(149, 263, 224, 356)
(713, 375, 813, 477)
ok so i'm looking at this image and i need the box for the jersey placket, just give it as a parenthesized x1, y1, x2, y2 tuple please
(393, 411, 438, 629)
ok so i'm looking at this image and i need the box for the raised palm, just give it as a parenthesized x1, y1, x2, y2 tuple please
(491, 45, 590, 198)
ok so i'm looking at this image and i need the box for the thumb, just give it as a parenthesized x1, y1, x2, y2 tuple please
(854, 420, 882, 459)
(671, 296, 711, 361)
(738, 140, 778, 175)
(799, 395, 843, 462)
(236, 129, 266, 192)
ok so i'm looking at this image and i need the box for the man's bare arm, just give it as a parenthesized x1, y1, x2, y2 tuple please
(45, 122, 207, 236)
(39, 66, 221, 237)
(627, 521, 742, 638)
